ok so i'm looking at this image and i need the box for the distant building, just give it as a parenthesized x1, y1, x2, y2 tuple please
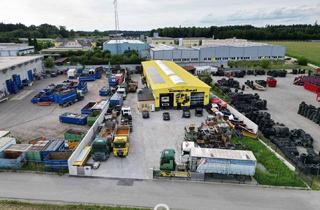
(0, 56, 44, 95)
(0, 43, 34, 57)
(150, 39, 286, 66)
(41, 39, 93, 54)
(147, 37, 176, 46)
(103, 39, 150, 57)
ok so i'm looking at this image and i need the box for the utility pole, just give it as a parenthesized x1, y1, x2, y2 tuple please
(113, 0, 121, 54)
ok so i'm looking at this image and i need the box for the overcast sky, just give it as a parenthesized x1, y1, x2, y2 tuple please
(1, 0, 319, 31)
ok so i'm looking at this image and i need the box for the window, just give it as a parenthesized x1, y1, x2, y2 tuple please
(208, 58, 211, 61)
(204, 58, 207, 61)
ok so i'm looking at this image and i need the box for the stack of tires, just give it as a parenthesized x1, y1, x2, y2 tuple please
(298, 102, 320, 125)
(267, 70, 287, 77)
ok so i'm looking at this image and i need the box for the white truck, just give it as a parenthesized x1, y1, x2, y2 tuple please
(116, 87, 127, 99)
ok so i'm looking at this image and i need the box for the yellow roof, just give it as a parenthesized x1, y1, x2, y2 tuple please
(142, 60, 211, 91)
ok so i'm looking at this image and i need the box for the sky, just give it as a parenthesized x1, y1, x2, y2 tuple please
(0, 0, 319, 31)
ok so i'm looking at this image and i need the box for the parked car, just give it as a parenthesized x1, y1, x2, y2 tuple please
(142, 110, 150, 119)
(50, 72, 57, 77)
(182, 108, 191, 118)
(163, 112, 170, 121)
(195, 107, 203, 117)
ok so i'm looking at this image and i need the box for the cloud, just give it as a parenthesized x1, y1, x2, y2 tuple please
(201, 4, 320, 26)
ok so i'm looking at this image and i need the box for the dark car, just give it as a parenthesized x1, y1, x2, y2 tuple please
(163, 112, 170, 121)
(50, 72, 57, 77)
(182, 108, 191, 118)
(142, 110, 150, 119)
(195, 107, 203, 117)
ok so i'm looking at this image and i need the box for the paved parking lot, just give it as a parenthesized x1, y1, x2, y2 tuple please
(0, 75, 106, 143)
(92, 74, 209, 179)
(213, 74, 320, 152)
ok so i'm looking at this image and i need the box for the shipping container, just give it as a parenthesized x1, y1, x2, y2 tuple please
(44, 151, 73, 171)
(0, 137, 16, 152)
(0, 152, 25, 169)
(40, 140, 65, 160)
(26, 140, 50, 162)
(110, 93, 123, 107)
(190, 148, 256, 176)
(4, 144, 32, 159)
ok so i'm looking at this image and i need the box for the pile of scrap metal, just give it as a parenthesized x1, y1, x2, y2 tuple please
(298, 102, 320, 126)
(185, 115, 234, 149)
(266, 70, 287, 77)
(245, 80, 266, 91)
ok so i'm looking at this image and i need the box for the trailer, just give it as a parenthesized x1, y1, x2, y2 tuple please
(59, 112, 88, 125)
(190, 147, 256, 177)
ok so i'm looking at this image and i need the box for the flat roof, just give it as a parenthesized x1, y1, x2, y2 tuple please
(191, 147, 256, 161)
(0, 55, 43, 72)
(107, 39, 145, 44)
(196, 39, 270, 48)
(151, 44, 198, 51)
(0, 43, 34, 51)
(142, 60, 211, 91)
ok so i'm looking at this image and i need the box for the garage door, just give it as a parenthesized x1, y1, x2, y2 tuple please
(190, 92, 204, 107)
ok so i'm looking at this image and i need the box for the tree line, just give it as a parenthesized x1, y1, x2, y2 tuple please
(150, 24, 320, 40)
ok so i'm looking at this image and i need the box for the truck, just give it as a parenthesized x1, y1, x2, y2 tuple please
(121, 107, 132, 131)
(116, 87, 127, 99)
(113, 125, 130, 157)
(110, 93, 123, 108)
(91, 137, 112, 161)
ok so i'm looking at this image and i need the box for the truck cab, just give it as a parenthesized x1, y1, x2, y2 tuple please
(92, 138, 111, 161)
(113, 136, 129, 157)
(121, 106, 132, 116)
(116, 87, 127, 99)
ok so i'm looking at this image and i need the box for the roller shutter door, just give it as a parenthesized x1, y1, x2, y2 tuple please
(191, 92, 204, 107)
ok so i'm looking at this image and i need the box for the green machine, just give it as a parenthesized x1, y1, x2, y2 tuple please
(160, 149, 176, 171)
(92, 137, 112, 161)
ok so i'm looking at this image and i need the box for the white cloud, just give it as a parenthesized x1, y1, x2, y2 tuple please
(0, 0, 319, 30)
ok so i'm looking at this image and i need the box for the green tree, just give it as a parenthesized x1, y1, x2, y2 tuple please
(260, 60, 271, 69)
(44, 57, 55, 68)
(198, 72, 213, 86)
(297, 57, 308, 66)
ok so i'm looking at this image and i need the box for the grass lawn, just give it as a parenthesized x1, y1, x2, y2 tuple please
(0, 200, 146, 210)
(267, 41, 320, 67)
(232, 137, 306, 187)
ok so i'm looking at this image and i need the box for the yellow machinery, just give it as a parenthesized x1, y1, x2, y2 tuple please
(73, 146, 91, 167)
(113, 125, 130, 157)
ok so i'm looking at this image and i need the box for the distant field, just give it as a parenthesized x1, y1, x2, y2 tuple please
(267, 41, 320, 67)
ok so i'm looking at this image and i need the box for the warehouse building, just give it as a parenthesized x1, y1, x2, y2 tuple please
(0, 56, 44, 95)
(150, 39, 286, 65)
(103, 39, 150, 58)
(142, 60, 210, 110)
(0, 43, 34, 56)
(150, 44, 200, 62)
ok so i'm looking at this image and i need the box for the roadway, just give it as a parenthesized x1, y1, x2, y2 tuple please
(0, 173, 319, 210)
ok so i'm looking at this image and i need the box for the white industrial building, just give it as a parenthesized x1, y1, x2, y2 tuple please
(150, 39, 286, 65)
(103, 39, 150, 58)
(0, 56, 44, 96)
(0, 43, 35, 57)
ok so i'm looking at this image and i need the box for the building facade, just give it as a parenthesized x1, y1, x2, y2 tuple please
(150, 39, 286, 65)
(103, 39, 150, 58)
(0, 56, 44, 95)
(142, 60, 210, 110)
(0, 43, 34, 57)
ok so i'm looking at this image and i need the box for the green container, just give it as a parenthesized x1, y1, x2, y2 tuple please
(87, 110, 101, 126)
(64, 129, 85, 142)
(26, 148, 43, 162)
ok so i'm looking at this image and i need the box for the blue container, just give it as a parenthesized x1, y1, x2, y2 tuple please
(53, 90, 77, 106)
(59, 112, 88, 125)
(28, 70, 34, 81)
(5, 79, 14, 94)
(99, 86, 110, 96)
(81, 102, 96, 115)
(110, 93, 123, 107)
(40, 140, 65, 160)
(108, 76, 118, 87)
(44, 151, 72, 171)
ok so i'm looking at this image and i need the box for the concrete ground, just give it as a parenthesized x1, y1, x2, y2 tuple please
(92, 74, 209, 179)
(0, 172, 320, 210)
(0, 74, 106, 143)
(213, 74, 320, 152)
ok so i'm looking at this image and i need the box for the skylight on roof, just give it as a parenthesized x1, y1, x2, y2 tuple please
(170, 75, 185, 84)
(155, 60, 174, 76)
